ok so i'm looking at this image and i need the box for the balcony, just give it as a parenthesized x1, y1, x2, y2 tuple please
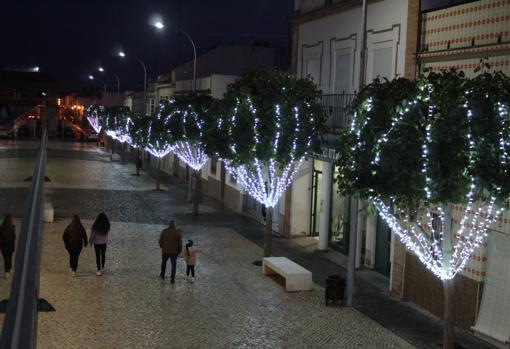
(321, 93, 355, 131)
(315, 93, 355, 162)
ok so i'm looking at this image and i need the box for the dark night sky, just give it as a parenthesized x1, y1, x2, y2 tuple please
(1, 0, 294, 93)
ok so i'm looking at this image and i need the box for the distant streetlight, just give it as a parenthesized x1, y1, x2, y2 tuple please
(98, 66, 120, 96)
(33, 66, 40, 72)
(152, 19, 197, 92)
(88, 74, 107, 94)
(117, 50, 147, 113)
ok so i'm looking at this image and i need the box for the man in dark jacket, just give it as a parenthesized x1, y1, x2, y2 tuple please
(159, 220, 182, 283)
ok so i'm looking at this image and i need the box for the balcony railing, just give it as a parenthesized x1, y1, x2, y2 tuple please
(321, 93, 356, 131)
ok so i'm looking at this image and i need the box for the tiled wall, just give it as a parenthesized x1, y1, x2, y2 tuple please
(421, 0, 510, 52)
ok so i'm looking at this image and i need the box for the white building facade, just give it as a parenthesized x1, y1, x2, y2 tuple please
(289, 0, 411, 281)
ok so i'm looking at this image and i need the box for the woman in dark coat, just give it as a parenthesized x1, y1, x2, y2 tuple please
(0, 215, 15, 278)
(63, 215, 88, 276)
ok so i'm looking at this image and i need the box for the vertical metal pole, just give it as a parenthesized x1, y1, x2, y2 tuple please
(180, 30, 197, 92)
(346, 0, 368, 308)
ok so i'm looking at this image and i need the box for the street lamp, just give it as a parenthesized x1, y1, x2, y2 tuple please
(152, 20, 197, 92)
(98, 66, 120, 96)
(88, 74, 107, 94)
(117, 50, 147, 113)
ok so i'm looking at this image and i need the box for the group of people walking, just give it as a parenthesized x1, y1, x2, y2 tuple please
(0, 214, 200, 283)
(63, 213, 110, 276)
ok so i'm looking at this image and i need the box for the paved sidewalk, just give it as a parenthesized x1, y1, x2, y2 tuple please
(0, 141, 416, 349)
(36, 219, 413, 349)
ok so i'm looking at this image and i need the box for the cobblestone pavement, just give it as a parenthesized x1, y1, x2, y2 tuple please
(36, 220, 413, 349)
(0, 141, 415, 349)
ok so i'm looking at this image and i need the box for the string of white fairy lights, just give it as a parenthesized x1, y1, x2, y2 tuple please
(167, 106, 209, 171)
(354, 86, 506, 280)
(86, 106, 103, 133)
(144, 109, 173, 158)
(86, 95, 315, 209)
(224, 99, 311, 208)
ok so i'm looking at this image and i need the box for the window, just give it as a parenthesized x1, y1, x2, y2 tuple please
(334, 51, 351, 94)
(145, 98, 155, 115)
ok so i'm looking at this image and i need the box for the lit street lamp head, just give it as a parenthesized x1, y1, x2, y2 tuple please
(154, 21, 165, 30)
(88, 75, 94, 80)
(98, 67, 104, 72)
(118, 51, 126, 58)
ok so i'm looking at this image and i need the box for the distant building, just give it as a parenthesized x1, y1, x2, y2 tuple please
(0, 69, 59, 137)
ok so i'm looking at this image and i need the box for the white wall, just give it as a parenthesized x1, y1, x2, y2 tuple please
(297, 0, 408, 94)
(291, 0, 409, 244)
(211, 75, 238, 99)
(290, 159, 313, 235)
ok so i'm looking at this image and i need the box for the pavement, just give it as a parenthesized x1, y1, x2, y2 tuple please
(0, 139, 496, 349)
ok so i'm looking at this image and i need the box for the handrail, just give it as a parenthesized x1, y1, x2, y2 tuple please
(0, 129, 48, 348)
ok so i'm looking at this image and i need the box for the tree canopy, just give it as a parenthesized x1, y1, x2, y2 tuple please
(337, 70, 510, 210)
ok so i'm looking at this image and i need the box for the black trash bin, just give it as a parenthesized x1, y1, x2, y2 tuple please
(325, 275, 345, 306)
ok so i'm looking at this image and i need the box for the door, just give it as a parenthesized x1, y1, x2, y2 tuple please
(375, 216, 391, 277)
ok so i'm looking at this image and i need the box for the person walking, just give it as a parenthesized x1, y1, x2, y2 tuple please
(63, 215, 88, 277)
(89, 212, 110, 276)
(0, 215, 15, 279)
(181, 240, 201, 283)
(159, 220, 182, 283)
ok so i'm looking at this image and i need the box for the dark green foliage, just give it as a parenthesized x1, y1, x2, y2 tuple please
(159, 93, 215, 145)
(220, 69, 324, 168)
(337, 70, 510, 210)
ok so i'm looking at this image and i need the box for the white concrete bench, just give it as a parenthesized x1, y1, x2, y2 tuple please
(43, 202, 54, 223)
(263, 257, 313, 292)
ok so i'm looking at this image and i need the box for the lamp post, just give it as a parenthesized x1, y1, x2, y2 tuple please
(88, 74, 107, 94)
(98, 66, 120, 97)
(118, 51, 147, 114)
(153, 20, 197, 92)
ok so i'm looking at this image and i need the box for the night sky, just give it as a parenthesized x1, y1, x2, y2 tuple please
(1, 0, 294, 93)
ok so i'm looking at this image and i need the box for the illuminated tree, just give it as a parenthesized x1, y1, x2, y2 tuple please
(337, 69, 510, 349)
(219, 69, 324, 257)
(145, 111, 173, 191)
(160, 94, 214, 215)
(86, 105, 103, 133)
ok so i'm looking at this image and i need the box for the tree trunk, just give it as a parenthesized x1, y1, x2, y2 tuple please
(156, 158, 161, 191)
(443, 279, 456, 349)
(192, 169, 201, 216)
(136, 149, 141, 176)
(187, 167, 192, 201)
(121, 142, 125, 164)
(263, 207, 273, 257)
